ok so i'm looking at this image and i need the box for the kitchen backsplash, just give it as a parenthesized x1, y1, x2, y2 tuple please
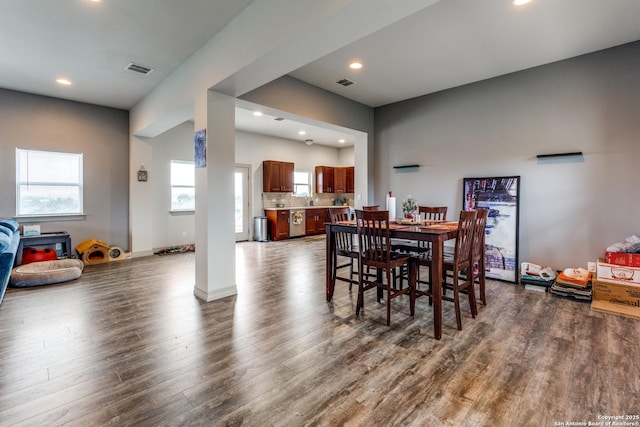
(263, 193, 354, 208)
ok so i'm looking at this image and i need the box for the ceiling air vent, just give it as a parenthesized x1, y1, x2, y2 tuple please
(336, 78, 354, 87)
(274, 117, 285, 121)
(125, 62, 154, 75)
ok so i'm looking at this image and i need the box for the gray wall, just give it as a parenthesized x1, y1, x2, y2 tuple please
(374, 41, 640, 269)
(0, 88, 129, 250)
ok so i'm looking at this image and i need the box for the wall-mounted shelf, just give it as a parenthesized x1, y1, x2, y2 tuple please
(393, 164, 420, 169)
(536, 152, 583, 159)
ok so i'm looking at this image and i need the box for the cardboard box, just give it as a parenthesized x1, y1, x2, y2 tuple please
(22, 224, 41, 237)
(592, 279, 640, 308)
(605, 251, 640, 268)
(591, 299, 640, 320)
(596, 259, 640, 285)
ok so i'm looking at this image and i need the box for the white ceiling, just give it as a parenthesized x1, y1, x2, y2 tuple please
(2, 0, 640, 146)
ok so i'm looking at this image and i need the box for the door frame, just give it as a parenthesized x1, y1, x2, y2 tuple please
(235, 164, 252, 242)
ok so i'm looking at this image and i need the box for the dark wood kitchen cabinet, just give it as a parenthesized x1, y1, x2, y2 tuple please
(334, 167, 347, 193)
(305, 208, 330, 235)
(315, 166, 354, 193)
(346, 166, 355, 193)
(315, 166, 334, 193)
(263, 161, 294, 192)
(265, 209, 289, 240)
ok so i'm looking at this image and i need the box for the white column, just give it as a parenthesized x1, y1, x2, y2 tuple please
(193, 90, 237, 301)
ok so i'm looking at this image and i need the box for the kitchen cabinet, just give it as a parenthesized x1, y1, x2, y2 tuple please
(265, 209, 289, 240)
(346, 166, 355, 193)
(315, 166, 334, 193)
(263, 161, 294, 192)
(305, 208, 330, 235)
(334, 167, 347, 193)
(315, 166, 354, 193)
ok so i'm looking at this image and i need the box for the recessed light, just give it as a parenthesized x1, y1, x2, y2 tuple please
(513, 0, 532, 5)
(253, 111, 263, 117)
(338, 139, 345, 144)
(349, 62, 363, 70)
(298, 131, 306, 136)
(56, 78, 72, 86)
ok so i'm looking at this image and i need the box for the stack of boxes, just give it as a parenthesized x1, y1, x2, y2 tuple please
(591, 252, 640, 319)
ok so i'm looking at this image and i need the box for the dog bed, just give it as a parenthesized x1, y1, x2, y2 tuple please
(9, 259, 84, 288)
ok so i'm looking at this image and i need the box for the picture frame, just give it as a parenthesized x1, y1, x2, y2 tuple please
(137, 167, 148, 182)
(194, 128, 206, 168)
(463, 176, 520, 283)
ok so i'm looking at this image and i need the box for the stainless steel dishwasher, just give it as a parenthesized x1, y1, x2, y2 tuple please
(289, 210, 306, 237)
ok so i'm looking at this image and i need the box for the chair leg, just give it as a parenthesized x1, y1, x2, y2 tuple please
(452, 276, 462, 330)
(385, 268, 392, 326)
(356, 275, 365, 315)
(467, 277, 478, 318)
(349, 258, 355, 291)
(478, 272, 486, 305)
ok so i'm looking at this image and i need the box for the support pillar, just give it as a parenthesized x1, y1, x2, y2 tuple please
(193, 90, 237, 301)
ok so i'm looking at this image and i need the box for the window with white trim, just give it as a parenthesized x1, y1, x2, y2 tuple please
(171, 160, 195, 211)
(16, 149, 83, 216)
(293, 171, 311, 197)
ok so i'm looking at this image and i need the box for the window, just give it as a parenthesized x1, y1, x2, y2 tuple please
(171, 160, 195, 211)
(16, 149, 83, 216)
(293, 171, 311, 197)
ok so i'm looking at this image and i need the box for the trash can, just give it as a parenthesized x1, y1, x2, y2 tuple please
(254, 216, 268, 242)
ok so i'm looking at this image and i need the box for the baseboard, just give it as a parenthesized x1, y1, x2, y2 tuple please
(194, 285, 237, 302)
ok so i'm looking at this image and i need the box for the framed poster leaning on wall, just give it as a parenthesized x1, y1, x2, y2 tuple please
(463, 176, 520, 283)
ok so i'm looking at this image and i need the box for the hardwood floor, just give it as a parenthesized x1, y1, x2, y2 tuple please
(1, 235, 639, 426)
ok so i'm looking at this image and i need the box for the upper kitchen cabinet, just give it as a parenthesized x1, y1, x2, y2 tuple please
(263, 160, 294, 192)
(346, 166, 355, 193)
(315, 166, 334, 193)
(316, 166, 354, 193)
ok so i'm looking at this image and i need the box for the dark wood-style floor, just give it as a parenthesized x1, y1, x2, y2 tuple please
(1, 236, 638, 426)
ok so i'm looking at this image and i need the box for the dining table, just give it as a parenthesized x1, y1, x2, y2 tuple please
(325, 219, 459, 340)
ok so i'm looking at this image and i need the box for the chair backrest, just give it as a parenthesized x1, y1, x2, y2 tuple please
(419, 206, 447, 221)
(355, 209, 391, 263)
(330, 207, 353, 252)
(329, 207, 351, 223)
(453, 210, 477, 268)
(362, 205, 380, 211)
(471, 208, 489, 263)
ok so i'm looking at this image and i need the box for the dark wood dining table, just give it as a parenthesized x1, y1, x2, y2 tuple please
(325, 219, 459, 340)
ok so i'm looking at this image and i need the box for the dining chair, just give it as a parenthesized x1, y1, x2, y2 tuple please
(355, 209, 414, 326)
(329, 207, 358, 290)
(419, 206, 447, 221)
(392, 206, 449, 283)
(468, 208, 489, 305)
(414, 210, 477, 330)
(362, 205, 380, 211)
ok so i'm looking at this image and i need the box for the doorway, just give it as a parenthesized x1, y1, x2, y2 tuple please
(235, 164, 251, 241)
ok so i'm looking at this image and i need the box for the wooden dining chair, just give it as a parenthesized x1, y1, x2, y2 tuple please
(414, 210, 477, 330)
(393, 206, 449, 284)
(355, 209, 414, 326)
(362, 205, 380, 211)
(468, 208, 489, 305)
(419, 206, 447, 221)
(329, 207, 358, 290)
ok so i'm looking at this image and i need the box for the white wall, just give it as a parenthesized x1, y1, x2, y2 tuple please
(236, 130, 345, 224)
(374, 42, 640, 269)
(151, 121, 196, 250)
(149, 126, 349, 246)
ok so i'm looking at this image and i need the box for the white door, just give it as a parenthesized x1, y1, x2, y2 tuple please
(235, 165, 250, 241)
